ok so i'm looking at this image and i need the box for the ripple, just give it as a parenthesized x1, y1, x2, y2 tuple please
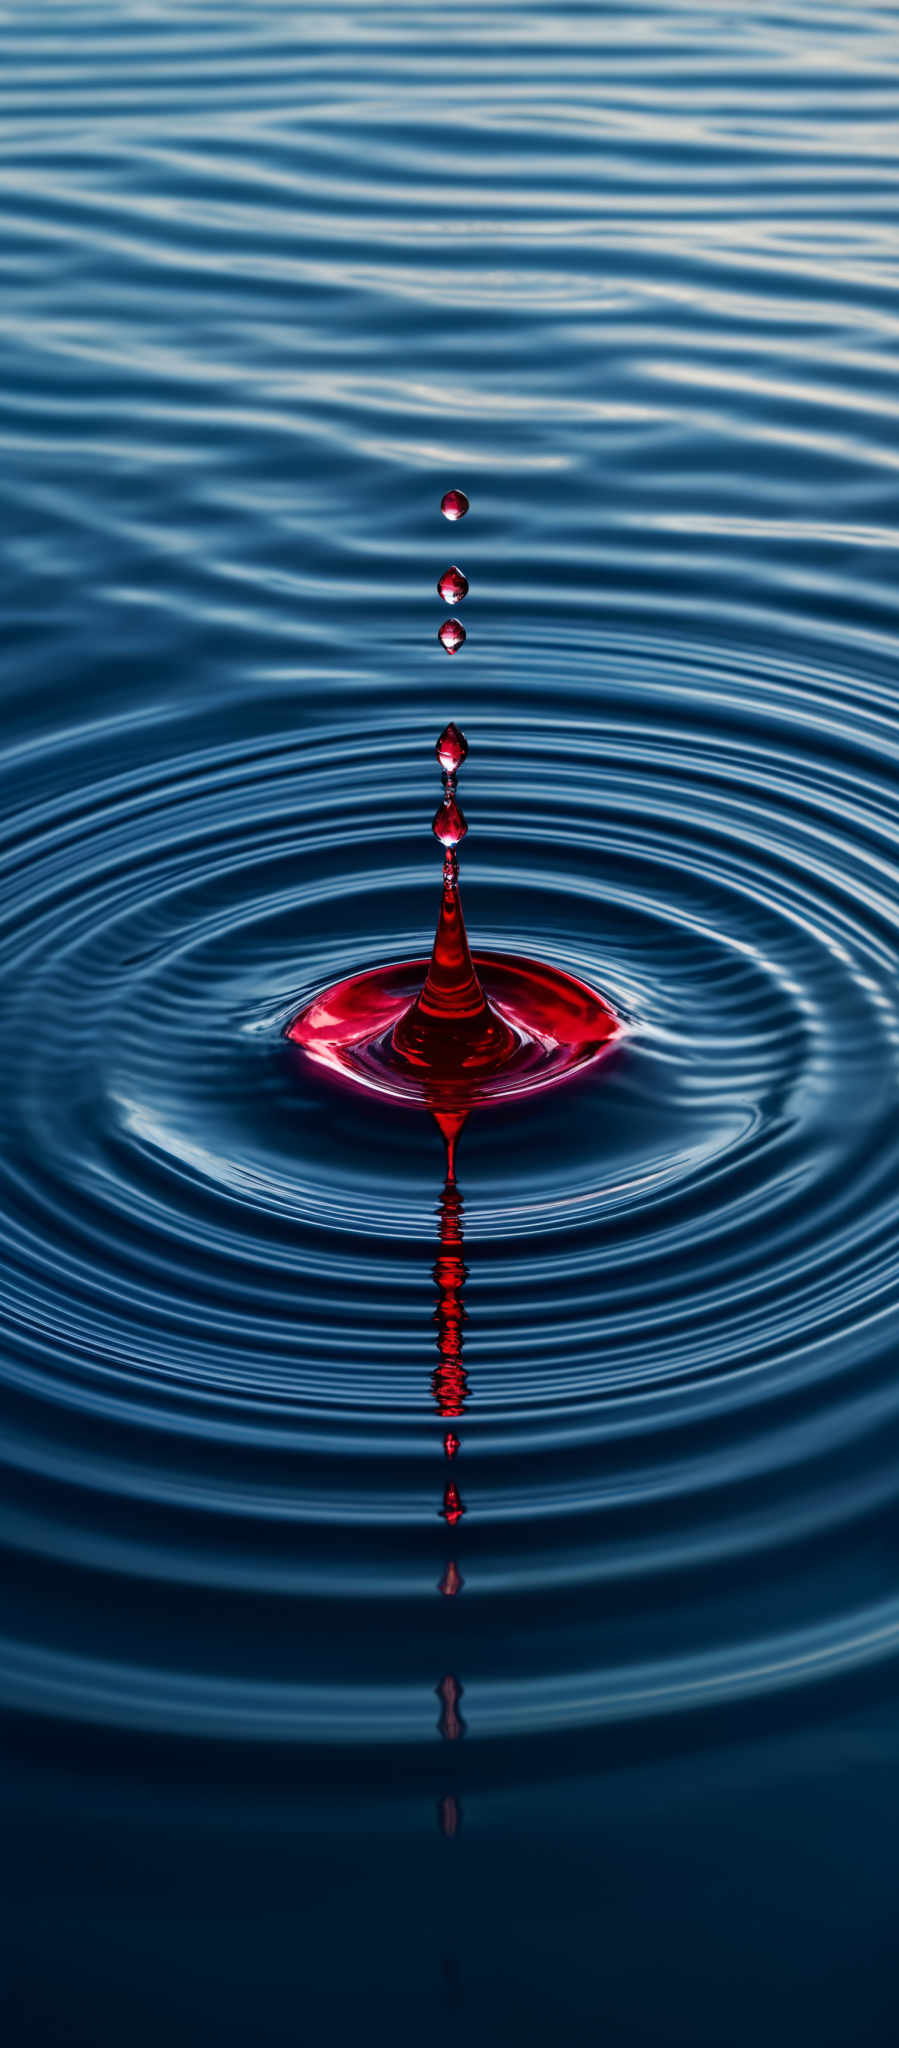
(1, 0, 899, 1751)
(0, 679, 894, 1741)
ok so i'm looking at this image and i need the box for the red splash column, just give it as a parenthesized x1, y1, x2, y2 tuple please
(393, 723, 516, 1073)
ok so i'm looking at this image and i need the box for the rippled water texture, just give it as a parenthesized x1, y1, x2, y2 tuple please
(3, 3, 899, 2038)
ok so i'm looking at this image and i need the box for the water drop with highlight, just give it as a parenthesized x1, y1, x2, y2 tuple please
(436, 722, 468, 775)
(438, 618, 466, 655)
(437, 566, 468, 605)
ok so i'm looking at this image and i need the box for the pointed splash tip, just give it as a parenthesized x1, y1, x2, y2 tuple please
(437, 565, 468, 605)
(435, 721, 468, 775)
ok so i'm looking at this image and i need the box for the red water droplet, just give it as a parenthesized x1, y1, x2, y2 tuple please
(439, 1559, 463, 1598)
(438, 618, 466, 655)
(441, 488, 469, 522)
(432, 794, 467, 848)
(437, 565, 468, 605)
(436, 721, 468, 774)
(444, 1430, 460, 1459)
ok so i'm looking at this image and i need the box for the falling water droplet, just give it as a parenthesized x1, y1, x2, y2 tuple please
(433, 794, 467, 847)
(444, 1430, 460, 1459)
(441, 488, 469, 522)
(437, 565, 468, 605)
(436, 722, 468, 775)
(438, 618, 466, 655)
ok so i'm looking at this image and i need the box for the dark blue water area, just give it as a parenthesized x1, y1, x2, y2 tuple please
(3, 1, 899, 2039)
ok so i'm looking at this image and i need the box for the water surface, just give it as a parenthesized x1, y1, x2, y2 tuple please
(2, 4, 899, 2041)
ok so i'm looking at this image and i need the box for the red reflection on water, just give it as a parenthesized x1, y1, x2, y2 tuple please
(442, 1477, 465, 1526)
(432, 1174, 468, 1426)
(437, 1674, 465, 1742)
(285, 718, 622, 1804)
(438, 1794, 461, 1839)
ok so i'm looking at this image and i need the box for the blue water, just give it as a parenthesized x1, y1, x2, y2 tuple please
(3, 3, 899, 2039)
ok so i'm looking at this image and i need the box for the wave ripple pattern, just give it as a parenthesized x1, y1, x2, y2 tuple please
(1, 1, 899, 1747)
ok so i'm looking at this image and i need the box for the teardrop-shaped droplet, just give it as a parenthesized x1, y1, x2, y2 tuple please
(435, 722, 468, 775)
(438, 618, 466, 655)
(433, 793, 467, 847)
(437, 565, 469, 605)
(441, 488, 469, 522)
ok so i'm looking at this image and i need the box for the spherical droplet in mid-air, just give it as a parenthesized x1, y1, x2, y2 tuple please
(441, 488, 470, 522)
